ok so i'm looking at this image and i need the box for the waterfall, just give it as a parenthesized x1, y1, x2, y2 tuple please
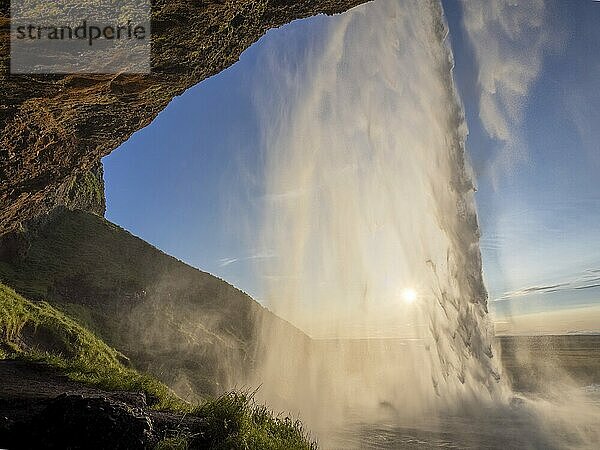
(251, 0, 508, 431)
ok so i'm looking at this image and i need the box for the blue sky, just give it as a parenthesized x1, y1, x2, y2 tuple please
(104, 1, 600, 334)
(444, 0, 600, 330)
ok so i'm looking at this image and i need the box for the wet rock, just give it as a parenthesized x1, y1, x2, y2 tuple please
(0, 361, 206, 450)
(7, 394, 154, 450)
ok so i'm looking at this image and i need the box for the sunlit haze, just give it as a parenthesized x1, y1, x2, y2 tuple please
(104, 0, 600, 338)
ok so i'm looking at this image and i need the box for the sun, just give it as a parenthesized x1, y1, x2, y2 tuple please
(402, 288, 418, 305)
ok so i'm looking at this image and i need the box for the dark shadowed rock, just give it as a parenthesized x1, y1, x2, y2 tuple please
(15, 394, 153, 450)
(0, 361, 204, 450)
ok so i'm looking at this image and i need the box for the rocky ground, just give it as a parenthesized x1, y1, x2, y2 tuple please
(0, 360, 203, 450)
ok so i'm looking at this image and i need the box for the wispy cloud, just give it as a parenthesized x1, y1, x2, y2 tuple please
(574, 283, 600, 291)
(497, 283, 569, 300)
(218, 252, 275, 268)
(494, 268, 600, 302)
(218, 257, 240, 267)
(460, 0, 555, 182)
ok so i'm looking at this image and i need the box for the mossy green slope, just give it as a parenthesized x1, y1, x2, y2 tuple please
(0, 282, 316, 449)
(0, 208, 290, 396)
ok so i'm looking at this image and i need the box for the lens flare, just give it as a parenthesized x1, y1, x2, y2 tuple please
(402, 288, 418, 304)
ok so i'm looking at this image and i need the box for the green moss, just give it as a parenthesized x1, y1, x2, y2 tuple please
(58, 163, 106, 216)
(155, 436, 189, 450)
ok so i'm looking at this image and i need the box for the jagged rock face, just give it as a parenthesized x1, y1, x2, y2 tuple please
(0, 0, 369, 235)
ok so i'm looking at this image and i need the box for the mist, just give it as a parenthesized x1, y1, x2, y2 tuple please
(248, 0, 502, 429)
(240, 0, 600, 446)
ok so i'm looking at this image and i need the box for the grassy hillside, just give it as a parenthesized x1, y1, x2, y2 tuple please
(0, 282, 316, 449)
(0, 282, 184, 410)
(0, 208, 308, 398)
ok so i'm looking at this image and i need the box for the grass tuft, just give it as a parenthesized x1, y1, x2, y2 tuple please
(193, 391, 317, 450)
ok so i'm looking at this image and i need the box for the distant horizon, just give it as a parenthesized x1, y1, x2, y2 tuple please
(98, 217, 600, 338)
